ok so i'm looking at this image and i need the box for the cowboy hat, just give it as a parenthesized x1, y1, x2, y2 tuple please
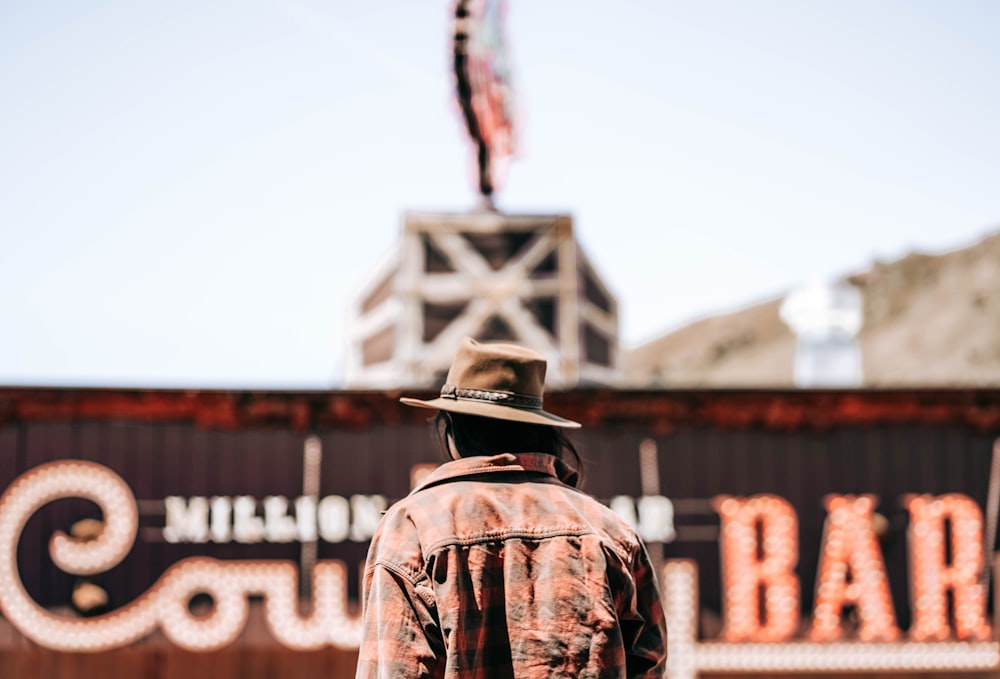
(400, 336, 581, 429)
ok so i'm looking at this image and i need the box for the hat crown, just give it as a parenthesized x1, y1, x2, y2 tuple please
(399, 336, 580, 428)
(445, 338, 546, 399)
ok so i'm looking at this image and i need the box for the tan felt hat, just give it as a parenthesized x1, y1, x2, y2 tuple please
(400, 336, 581, 429)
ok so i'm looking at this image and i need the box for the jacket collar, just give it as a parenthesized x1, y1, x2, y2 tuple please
(411, 452, 579, 495)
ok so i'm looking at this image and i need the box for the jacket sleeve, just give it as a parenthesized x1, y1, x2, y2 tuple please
(620, 541, 668, 679)
(356, 561, 445, 679)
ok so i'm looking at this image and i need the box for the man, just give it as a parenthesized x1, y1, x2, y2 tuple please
(356, 337, 667, 678)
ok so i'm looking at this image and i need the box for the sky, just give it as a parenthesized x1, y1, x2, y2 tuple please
(2, 0, 998, 389)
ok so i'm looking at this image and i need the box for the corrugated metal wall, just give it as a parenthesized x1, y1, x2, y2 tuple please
(2, 388, 998, 635)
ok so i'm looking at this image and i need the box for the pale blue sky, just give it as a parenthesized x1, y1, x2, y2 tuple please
(2, 1, 998, 388)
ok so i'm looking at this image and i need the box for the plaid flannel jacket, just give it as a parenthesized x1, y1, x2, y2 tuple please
(356, 452, 667, 679)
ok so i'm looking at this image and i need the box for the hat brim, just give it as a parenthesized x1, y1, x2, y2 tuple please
(400, 396, 581, 429)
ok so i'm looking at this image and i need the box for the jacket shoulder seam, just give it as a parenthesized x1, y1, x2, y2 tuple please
(368, 558, 427, 587)
(422, 527, 631, 563)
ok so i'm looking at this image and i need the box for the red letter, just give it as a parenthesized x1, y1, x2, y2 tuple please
(714, 495, 800, 641)
(810, 494, 899, 641)
(906, 494, 991, 641)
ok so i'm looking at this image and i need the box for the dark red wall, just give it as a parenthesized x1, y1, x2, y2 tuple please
(2, 387, 999, 633)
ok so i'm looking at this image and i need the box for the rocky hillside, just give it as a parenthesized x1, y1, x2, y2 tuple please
(622, 230, 1000, 387)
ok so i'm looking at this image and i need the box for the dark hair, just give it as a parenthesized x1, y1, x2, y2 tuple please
(433, 411, 585, 487)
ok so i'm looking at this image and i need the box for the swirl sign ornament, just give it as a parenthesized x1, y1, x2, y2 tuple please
(1, 461, 999, 678)
(0, 461, 361, 652)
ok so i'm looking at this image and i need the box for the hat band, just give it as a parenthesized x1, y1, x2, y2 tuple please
(440, 384, 543, 410)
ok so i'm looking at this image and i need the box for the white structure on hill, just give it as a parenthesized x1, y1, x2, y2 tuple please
(780, 278, 864, 387)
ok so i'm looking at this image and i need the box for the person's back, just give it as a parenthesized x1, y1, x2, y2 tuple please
(355, 338, 666, 679)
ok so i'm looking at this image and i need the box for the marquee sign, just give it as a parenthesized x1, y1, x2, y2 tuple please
(162, 493, 388, 545)
(0, 460, 997, 677)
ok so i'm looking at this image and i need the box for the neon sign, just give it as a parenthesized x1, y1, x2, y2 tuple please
(810, 494, 900, 641)
(0, 461, 361, 652)
(162, 493, 388, 544)
(0, 460, 996, 677)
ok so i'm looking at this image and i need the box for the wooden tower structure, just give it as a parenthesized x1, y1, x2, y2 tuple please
(346, 210, 619, 388)
(345, 1, 620, 388)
